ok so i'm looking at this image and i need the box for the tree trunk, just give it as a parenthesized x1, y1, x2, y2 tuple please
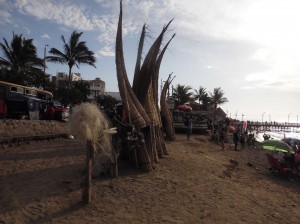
(67, 65, 72, 105)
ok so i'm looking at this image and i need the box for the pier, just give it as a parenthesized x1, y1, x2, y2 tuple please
(246, 121, 300, 132)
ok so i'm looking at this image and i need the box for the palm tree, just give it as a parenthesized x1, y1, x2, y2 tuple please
(0, 33, 44, 85)
(47, 31, 96, 93)
(209, 87, 228, 122)
(172, 84, 193, 107)
(194, 86, 207, 105)
(201, 93, 210, 111)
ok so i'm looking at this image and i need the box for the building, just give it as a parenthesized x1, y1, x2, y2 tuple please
(87, 77, 105, 100)
(54, 72, 82, 88)
(51, 73, 107, 101)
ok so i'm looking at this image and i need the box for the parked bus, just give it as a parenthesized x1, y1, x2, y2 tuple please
(0, 81, 53, 120)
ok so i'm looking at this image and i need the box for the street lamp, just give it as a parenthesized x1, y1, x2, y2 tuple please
(43, 44, 49, 76)
(262, 112, 265, 123)
(288, 113, 291, 123)
(242, 113, 244, 122)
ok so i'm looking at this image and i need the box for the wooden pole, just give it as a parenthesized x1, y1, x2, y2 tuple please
(82, 140, 93, 204)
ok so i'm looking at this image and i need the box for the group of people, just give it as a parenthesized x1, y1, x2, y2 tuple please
(233, 131, 256, 151)
(210, 128, 227, 150)
(209, 127, 256, 151)
(184, 115, 258, 151)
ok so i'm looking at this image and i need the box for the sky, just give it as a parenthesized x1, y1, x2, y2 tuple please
(1, 0, 300, 122)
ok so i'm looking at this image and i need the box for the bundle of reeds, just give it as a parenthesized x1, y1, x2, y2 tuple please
(115, 0, 175, 171)
(160, 74, 176, 140)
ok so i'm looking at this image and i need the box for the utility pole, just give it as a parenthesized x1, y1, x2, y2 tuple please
(43, 44, 49, 76)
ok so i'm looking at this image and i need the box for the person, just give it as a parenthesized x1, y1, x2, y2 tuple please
(210, 129, 219, 143)
(263, 133, 270, 140)
(233, 132, 239, 151)
(219, 128, 225, 150)
(185, 116, 192, 140)
(247, 133, 255, 148)
(0, 88, 7, 118)
(45, 101, 55, 120)
(293, 142, 299, 153)
(240, 132, 246, 150)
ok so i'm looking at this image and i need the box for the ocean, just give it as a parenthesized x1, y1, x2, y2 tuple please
(253, 129, 300, 142)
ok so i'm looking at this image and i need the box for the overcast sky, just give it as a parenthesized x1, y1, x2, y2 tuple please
(1, 0, 300, 122)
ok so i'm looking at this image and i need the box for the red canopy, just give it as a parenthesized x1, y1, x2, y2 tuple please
(177, 104, 192, 111)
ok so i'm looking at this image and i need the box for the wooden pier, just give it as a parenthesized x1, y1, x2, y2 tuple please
(246, 121, 300, 132)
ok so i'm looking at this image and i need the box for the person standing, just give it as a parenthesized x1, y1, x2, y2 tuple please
(219, 128, 225, 150)
(240, 132, 246, 150)
(186, 115, 193, 140)
(233, 131, 239, 151)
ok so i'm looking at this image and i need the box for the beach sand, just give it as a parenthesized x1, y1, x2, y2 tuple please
(1, 134, 300, 223)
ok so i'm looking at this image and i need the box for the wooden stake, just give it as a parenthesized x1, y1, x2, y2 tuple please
(82, 140, 93, 204)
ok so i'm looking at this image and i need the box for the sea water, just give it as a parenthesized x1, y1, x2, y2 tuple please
(253, 129, 300, 142)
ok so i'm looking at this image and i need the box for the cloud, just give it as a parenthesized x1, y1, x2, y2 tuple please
(245, 72, 269, 82)
(241, 86, 254, 90)
(0, 10, 13, 25)
(251, 48, 274, 61)
(206, 65, 219, 69)
(244, 70, 300, 92)
(23, 26, 31, 35)
(95, 46, 115, 57)
(15, 0, 95, 31)
(0, 0, 13, 24)
(41, 33, 50, 39)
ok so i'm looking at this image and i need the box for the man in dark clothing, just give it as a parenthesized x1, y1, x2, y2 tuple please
(185, 116, 192, 140)
(219, 128, 225, 150)
(233, 132, 239, 151)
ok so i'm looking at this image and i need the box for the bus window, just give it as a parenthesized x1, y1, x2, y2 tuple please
(10, 86, 24, 94)
(37, 92, 52, 101)
(37, 93, 45, 100)
(25, 89, 37, 96)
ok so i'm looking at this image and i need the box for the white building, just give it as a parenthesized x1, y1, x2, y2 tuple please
(52, 73, 106, 100)
(54, 72, 82, 88)
(87, 77, 105, 100)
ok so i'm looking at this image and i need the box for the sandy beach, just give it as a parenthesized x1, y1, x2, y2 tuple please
(1, 134, 300, 223)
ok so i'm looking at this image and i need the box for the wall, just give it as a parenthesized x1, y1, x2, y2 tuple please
(0, 120, 70, 138)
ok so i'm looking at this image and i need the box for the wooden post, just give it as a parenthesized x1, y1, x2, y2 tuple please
(82, 140, 93, 204)
(111, 134, 119, 178)
(111, 150, 119, 178)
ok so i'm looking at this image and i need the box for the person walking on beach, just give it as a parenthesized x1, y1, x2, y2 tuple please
(233, 131, 239, 151)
